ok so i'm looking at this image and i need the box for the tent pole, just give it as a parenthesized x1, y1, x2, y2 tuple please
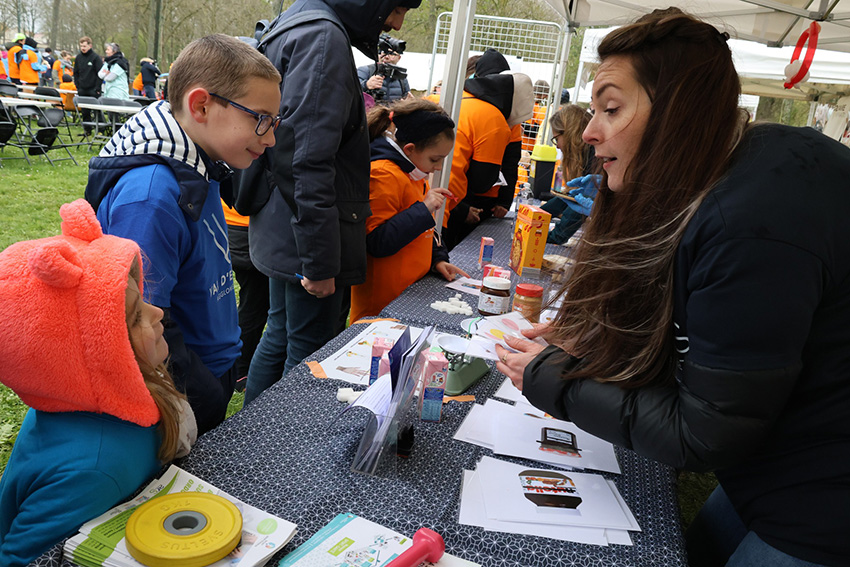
(542, 22, 574, 144)
(807, 100, 818, 126)
(433, 0, 476, 239)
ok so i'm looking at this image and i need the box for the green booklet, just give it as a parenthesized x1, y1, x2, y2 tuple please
(63, 465, 297, 567)
(279, 513, 479, 567)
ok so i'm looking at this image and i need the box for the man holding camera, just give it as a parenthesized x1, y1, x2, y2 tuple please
(358, 34, 410, 102)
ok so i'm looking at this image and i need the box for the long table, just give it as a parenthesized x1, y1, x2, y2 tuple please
(32, 217, 687, 567)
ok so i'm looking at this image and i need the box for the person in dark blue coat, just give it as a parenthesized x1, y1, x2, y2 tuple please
(357, 33, 411, 103)
(139, 57, 161, 98)
(242, 0, 421, 405)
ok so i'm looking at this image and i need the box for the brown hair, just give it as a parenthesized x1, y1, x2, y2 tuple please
(79, 36, 92, 45)
(168, 34, 280, 114)
(465, 55, 481, 78)
(549, 104, 592, 179)
(128, 259, 186, 462)
(548, 8, 747, 388)
(367, 98, 455, 149)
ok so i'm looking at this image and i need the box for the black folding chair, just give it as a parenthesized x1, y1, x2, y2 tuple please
(0, 102, 30, 166)
(74, 95, 111, 149)
(33, 86, 61, 98)
(99, 97, 140, 131)
(12, 104, 77, 166)
(37, 106, 85, 154)
(0, 80, 19, 97)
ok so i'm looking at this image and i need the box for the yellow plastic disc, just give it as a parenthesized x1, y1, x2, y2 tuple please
(125, 492, 243, 567)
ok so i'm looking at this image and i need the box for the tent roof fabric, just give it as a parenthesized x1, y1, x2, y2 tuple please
(577, 25, 850, 101)
(546, 0, 850, 53)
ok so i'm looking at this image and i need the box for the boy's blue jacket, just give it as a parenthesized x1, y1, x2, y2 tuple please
(85, 101, 240, 435)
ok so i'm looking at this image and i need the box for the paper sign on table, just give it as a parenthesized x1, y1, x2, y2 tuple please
(459, 471, 611, 546)
(318, 320, 421, 385)
(476, 456, 636, 531)
(492, 407, 621, 474)
(63, 465, 296, 567)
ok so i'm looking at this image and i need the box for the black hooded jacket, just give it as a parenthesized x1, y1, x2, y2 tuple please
(454, 48, 520, 218)
(140, 60, 161, 85)
(244, 0, 421, 285)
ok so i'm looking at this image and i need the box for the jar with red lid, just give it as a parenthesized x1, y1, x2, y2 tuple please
(512, 283, 544, 323)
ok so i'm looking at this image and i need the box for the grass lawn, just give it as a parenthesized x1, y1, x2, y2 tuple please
(0, 127, 715, 533)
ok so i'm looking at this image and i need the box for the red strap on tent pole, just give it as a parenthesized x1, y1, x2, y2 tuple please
(784, 21, 820, 89)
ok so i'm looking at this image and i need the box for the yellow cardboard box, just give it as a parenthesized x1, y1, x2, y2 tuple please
(510, 204, 551, 277)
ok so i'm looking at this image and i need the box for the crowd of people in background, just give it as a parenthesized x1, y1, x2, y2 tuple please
(1, 4, 849, 567)
(2, 33, 162, 113)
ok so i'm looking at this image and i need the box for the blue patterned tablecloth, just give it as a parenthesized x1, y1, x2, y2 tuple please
(32, 218, 687, 567)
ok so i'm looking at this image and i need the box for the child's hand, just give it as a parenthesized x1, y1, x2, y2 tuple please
(434, 261, 469, 281)
(491, 205, 508, 218)
(466, 207, 483, 224)
(424, 187, 453, 213)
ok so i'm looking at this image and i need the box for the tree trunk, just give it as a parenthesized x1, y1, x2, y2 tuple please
(49, 0, 60, 50)
(147, 0, 157, 58)
(129, 0, 142, 79)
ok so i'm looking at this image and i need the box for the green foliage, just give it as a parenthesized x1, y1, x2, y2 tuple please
(678, 471, 719, 530)
(0, 388, 29, 471)
(756, 97, 812, 126)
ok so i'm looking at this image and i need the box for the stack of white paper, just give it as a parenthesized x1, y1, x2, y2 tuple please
(454, 398, 621, 474)
(63, 465, 297, 567)
(459, 456, 640, 546)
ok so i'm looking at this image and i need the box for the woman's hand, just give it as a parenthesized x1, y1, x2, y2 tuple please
(423, 187, 453, 213)
(434, 261, 469, 281)
(495, 327, 549, 391)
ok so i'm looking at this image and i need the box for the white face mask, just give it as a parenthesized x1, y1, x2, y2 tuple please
(408, 167, 428, 181)
(386, 135, 428, 181)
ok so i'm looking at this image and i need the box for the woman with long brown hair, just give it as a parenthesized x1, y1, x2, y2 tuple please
(496, 8, 850, 566)
(539, 104, 597, 244)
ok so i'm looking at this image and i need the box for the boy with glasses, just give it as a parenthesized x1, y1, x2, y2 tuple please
(85, 34, 282, 435)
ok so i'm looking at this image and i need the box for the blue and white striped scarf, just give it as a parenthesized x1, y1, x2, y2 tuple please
(100, 101, 208, 180)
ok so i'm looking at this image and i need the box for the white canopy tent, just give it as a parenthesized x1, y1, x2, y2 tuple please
(572, 25, 850, 103)
(543, 0, 850, 52)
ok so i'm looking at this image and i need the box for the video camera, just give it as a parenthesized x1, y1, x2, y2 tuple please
(375, 62, 407, 82)
(378, 34, 406, 56)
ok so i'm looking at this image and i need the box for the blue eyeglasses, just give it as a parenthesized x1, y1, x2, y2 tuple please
(210, 93, 282, 136)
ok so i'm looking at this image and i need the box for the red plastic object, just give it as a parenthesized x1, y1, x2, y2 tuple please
(784, 21, 821, 89)
(385, 528, 445, 567)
